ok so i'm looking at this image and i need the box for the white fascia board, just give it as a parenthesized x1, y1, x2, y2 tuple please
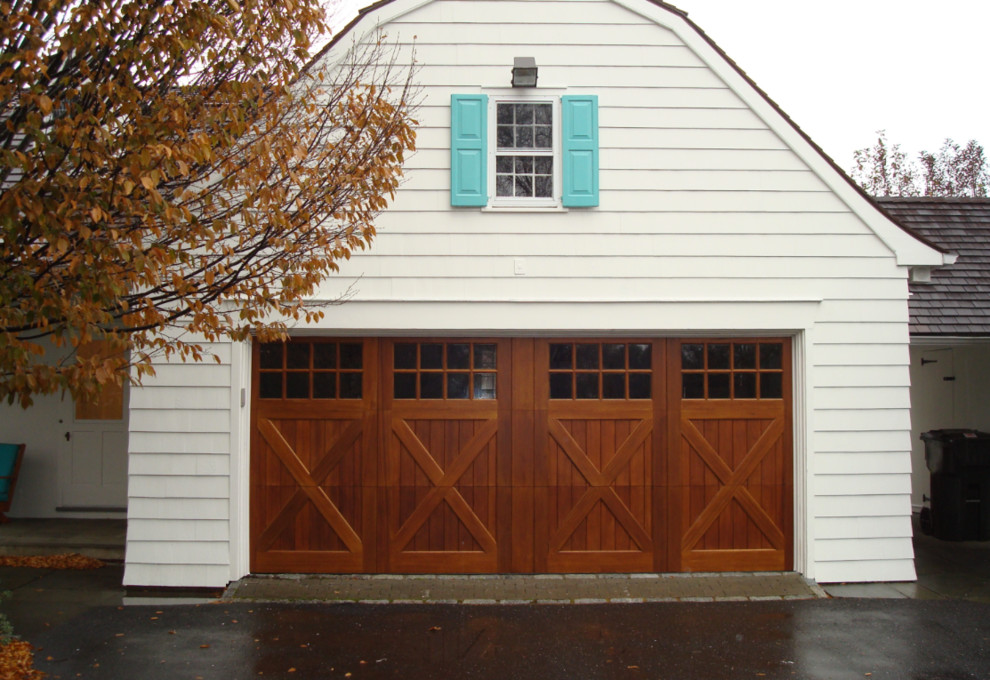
(611, 0, 947, 268)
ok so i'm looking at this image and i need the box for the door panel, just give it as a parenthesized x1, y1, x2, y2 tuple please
(670, 339, 793, 572)
(251, 340, 378, 573)
(383, 340, 510, 573)
(536, 340, 659, 573)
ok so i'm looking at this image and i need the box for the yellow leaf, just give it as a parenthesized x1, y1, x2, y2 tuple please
(141, 176, 154, 190)
(38, 94, 53, 114)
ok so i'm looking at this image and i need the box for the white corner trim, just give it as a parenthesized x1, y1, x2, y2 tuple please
(792, 329, 812, 578)
(228, 340, 252, 583)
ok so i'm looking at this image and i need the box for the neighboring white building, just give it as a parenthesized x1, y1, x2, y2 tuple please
(1, 0, 949, 588)
(877, 198, 990, 513)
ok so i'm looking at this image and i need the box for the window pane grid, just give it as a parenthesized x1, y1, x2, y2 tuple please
(681, 341, 783, 400)
(549, 342, 652, 400)
(258, 341, 363, 400)
(393, 342, 497, 400)
(495, 102, 554, 200)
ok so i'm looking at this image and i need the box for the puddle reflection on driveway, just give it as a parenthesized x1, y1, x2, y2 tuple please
(36, 600, 990, 679)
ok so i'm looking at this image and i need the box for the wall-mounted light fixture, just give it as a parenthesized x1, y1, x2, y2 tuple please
(511, 57, 538, 88)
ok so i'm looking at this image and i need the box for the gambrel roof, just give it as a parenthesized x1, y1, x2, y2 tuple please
(878, 198, 990, 336)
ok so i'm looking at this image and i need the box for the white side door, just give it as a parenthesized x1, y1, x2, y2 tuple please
(910, 347, 955, 509)
(58, 344, 129, 510)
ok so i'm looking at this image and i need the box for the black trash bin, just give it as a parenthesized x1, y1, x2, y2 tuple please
(921, 429, 990, 541)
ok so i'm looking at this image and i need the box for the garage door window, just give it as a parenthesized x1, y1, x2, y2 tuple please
(548, 342, 652, 400)
(681, 341, 782, 400)
(258, 341, 363, 399)
(393, 342, 497, 400)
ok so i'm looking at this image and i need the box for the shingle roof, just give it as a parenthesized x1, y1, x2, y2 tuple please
(877, 198, 990, 336)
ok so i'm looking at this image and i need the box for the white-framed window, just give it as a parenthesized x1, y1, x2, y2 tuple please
(490, 97, 559, 208)
(450, 93, 598, 209)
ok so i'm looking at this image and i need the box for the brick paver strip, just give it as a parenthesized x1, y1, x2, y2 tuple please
(227, 573, 823, 603)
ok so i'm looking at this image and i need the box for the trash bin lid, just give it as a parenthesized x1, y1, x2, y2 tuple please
(921, 428, 990, 442)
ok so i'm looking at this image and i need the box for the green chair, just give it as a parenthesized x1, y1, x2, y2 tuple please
(0, 444, 24, 523)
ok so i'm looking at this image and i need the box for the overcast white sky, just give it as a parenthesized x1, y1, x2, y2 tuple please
(331, 0, 990, 170)
(673, 0, 990, 168)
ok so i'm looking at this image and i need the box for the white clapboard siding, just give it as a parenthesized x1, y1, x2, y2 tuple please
(814, 387, 912, 411)
(813, 345, 911, 368)
(813, 366, 912, 392)
(122, 564, 233, 589)
(815, 516, 913, 540)
(128, 386, 232, 410)
(128, 432, 230, 455)
(815, 474, 911, 497)
(814, 559, 916, 584)
(816, 494, 913, 518)
(387, 21, 683, 46)
(815, 452, 913, 475)
(124, 340, 235, 589)
(356, 233, 891, 258)
(393, 43, 707, 67)
(128, 497, 229, 520)
(412, 103, 766, 129)
(129, 453, 230, 476)
(815, 409, 912, 433)
(332, 257, 899, 286)
(813, 538, 915, 562)
(815, 430, 913, 454)
(402, 167, 831, 193)
(415, 64, 727, 89)
(374, 211, 894, 236)
(128, 519, 229, 541)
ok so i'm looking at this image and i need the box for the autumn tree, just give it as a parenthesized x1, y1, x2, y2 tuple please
(0, 0, 417, 405)
(919, 138, 989, 197)
(851, 130, 988, 198)
(850, 130, 919, 197)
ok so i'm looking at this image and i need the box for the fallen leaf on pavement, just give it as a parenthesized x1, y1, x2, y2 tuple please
(0, 641, 44, 679)
(0, 554, 104, 569)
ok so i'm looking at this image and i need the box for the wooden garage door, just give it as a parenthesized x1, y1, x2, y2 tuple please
(669, 339, 793, 572)
(251, 339, 379, 573)
(535, 340, 662, 573)
(383, 340, 510, 573)
(251, 337, 792, 574)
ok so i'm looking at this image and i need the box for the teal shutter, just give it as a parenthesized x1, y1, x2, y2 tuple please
(450, 94, 488, 206)
(561, 95, 599, 207)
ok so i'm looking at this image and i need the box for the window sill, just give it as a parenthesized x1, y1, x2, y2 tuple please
(481, 205, 569, 213)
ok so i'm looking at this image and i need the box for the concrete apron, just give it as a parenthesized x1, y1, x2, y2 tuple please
(223, 572, 827, 604)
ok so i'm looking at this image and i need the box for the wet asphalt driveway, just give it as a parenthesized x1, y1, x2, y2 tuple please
(31, 599, 990, 679)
